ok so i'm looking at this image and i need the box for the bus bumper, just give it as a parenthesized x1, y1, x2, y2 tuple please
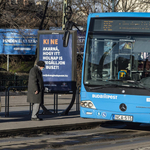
(80, 107, 150, 124)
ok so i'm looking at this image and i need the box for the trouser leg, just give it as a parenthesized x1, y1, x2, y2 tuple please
(32, 103, 40, 118)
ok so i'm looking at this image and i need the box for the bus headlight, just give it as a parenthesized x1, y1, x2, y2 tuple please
(80, 101, 96, 109)
(84, 102, 88, 107)
(88, 102, 93, 108)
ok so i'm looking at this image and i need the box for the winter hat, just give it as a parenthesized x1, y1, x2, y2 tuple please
(37, 61, 45, 67)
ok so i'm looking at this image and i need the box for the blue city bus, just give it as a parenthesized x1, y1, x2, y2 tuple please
(80, 12, 150, 124)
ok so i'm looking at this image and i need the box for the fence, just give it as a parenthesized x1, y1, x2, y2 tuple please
(5, 86, 29, 117)
(2, 85, 81, 117)
(0, 72, 28, 88)
(0, 71, 81, 117)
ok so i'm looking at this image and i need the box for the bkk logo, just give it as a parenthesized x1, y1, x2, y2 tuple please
(92, 94, 117, 99)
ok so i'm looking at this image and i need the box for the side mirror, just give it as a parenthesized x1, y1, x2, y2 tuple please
(63, 30, 70, 47)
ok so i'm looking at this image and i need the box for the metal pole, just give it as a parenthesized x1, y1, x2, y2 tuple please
(112, 0, 115, 12)
(5, 88, 7, 117)
(8, 88, 9, 117)
(76, 86, 81, 111)
(7, 55, 9, 71)
(5, 87, 9, 117)
(0, 96, 1, 112)
(54, 94, 56, 113)
(62, 0, 68, 30)
(56, 94, 58, 113)
(29, 103, 32, 115)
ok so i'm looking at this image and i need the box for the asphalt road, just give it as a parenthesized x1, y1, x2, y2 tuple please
(1, 121, 150, 150)
(1, 92, 150, 150)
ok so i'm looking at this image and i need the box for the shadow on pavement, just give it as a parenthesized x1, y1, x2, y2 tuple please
(0, 111, 80, 123)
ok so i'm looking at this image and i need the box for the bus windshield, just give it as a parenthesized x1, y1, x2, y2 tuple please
(84, 34, 150, 89)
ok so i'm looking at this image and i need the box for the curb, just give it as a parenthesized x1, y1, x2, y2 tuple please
(0, 121, 105, 138)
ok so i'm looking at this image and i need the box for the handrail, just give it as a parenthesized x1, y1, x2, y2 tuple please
(4, 84, 79, 117)
(5, 86, 28, 117)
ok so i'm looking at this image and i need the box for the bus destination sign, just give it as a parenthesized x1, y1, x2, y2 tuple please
(91, 19, 150, 33)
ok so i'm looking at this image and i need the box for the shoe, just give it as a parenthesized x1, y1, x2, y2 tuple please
(31, 117, 43, 121)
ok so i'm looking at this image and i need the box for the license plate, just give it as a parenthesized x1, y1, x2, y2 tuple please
(113, 115, 133, 121)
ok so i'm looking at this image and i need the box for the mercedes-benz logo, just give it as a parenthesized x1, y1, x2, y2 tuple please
(122, 90, 125, 93)
(119, 103, 127, 112)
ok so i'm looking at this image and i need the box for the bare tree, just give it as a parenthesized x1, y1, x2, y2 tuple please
(117, 0, 150, 12)
(0, 0, 43, 29)
(1, 0, 150, 73)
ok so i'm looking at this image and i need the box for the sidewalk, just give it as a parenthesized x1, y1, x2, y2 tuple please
(0, 92, 104, 135)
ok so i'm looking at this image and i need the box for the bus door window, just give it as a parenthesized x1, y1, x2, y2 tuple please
(91, 39, 104, 79)
(102, 40, 112, 79)
(133, 39, 150, 80)
(116, 41, 133, 80)
(98, 40, 117, 80)
(84, 38, 104, 82)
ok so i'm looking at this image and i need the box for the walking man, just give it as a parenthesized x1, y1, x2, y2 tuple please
(27, 61, 45, 121)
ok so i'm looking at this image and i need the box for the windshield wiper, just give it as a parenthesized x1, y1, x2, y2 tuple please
(125, 80, 150, 90)
(87, 81, 142, 90)
(107, 80, 142, 87)
(86, 79, 150, 91)
(107, 79, 122, 82)
(88, 84, 123, 90)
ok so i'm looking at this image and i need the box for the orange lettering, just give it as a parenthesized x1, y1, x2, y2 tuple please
(51, 39, 58, 44)
(55, 39, 58, 44)
(51, 39, 55, 44)
(43, 39, 49, 44)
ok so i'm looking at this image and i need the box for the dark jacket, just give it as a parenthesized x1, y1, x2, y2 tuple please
(27, 66, 44, 104)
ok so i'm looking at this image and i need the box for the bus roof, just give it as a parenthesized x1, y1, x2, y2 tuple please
(88, 12, 150, 18)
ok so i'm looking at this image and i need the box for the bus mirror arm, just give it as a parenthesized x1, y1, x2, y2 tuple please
(64, 20, 81, 31)
(63, 21, 81, 47)
(63, 6, 81, 47)
(63, 30, 70, 47)
(73, 22, 81, 31)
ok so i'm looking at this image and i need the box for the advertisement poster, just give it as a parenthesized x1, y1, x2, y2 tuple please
(0, 29, 38, 55)
(39, 33, 73, 92)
